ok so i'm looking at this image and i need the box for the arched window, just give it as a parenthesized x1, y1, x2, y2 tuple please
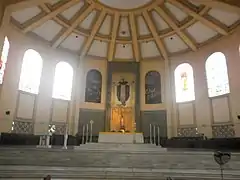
(52, 61, 73, 100)
(0, 37, 10, 84)
(19, 49, 43, 94)
(205, 52, 230, 97)
(174, 63, 195, 103)
(145, 71, 162, 104)
(85, 69, 102, 103)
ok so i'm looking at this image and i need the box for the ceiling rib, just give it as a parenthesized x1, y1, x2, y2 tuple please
(168, 0, 228, 36)
(108, 12, 120, 61)
(31, 0, 213, 45)
(142, 11, 168, 60)
(129, 13, 140, 62)
(155, 6, 197, 51)
(52, 4, 94, 48)
(80, 10, 106, 58)
(23, 0, 81, 33)
(194, 0, 240, 14)
(7, 0, 51, 11)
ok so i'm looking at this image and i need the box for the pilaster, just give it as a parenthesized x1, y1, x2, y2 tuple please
(164, 58, 176, 138)
(72, 58, 84, 135)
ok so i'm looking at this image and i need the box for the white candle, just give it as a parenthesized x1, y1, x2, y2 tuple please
(82, 125, 85, 144)
(150, 124, 152, 144)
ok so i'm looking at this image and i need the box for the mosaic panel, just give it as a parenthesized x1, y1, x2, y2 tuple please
(12, 120, 33, 134)
(177, 127, 197, 137)
(212, 124, 235, 138)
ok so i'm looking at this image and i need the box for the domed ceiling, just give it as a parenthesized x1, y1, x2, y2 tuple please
(10, 0, 240, 61)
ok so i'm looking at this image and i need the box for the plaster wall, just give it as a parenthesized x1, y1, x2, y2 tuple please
(0, 25, 239, 137)
(0, 28, 78, 135)
(169, 27, 240, 137)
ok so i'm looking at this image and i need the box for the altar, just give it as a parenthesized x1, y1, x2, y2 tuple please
(98, 132, 144, 144)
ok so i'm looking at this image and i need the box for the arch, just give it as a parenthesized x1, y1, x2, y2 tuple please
(205, 52, 230, 97)
(52, 61, 73, 100)
(0, 36, 10, 84)
(85, 69, 102, 103)
(174, 63, 195, 103)
(145, 71, 162, 104)
(19, 49, 43, 94)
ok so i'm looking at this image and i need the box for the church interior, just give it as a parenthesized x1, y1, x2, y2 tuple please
(0, 0, 240, 179)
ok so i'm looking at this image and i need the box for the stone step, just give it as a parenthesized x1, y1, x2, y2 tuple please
(0, 147, 239, 171)
(74, 143, 167, 152)
(1, 166, 240, 180)
(80, 143, 156, 148)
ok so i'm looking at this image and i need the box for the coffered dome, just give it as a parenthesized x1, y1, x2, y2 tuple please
(10, 0, 240, 61)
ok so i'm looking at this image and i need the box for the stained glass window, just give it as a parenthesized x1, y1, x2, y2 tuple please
(85, 69, 102, 103)
(52, 61, 73, 100)
(19, 49, 43, 94)
(205, 52, 230, 97)
(0, 37, 10, 84)
(174, 63, 195, 103)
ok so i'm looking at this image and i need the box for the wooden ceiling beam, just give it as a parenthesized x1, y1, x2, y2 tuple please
(194, 0, 240, 14)
(23, 0, 81, 33)
(168, 0, 228, 36)
(52, 4, 94, 48)
(155, 6, 197, 51)
(80, 10, 106, 58)
(7, 0, 50, 11)
(108, 12, 120, 61)
(142, 11, 168, 60)
(129, 13, 140, 62)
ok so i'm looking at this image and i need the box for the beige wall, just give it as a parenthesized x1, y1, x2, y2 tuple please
(0, 23, 240, 137)
(0, 28, 79, 135)
(170, 27, 240, 137)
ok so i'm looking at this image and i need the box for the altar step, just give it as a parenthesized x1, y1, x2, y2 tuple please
(1, 165, 240, 180)
(1, 147, 240, 179)
(74, 143, 166, 152)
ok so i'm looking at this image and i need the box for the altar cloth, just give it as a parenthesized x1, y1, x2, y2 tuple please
(98, 132, 144, 143)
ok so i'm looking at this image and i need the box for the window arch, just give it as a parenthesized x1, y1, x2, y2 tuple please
(174, 63, 195, 103)
(205, 52, 230, 97)
(85, 69, 102, 103)
(52, 61, 73, 100)
(145, 71, 162, 104)
(19, 49, 43, 94)
(0, 37, 10, 84)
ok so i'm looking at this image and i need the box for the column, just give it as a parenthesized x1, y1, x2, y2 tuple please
(164, 58, 176, 138)
(72, 58, 84, 135)
(0, 2, 10, 52)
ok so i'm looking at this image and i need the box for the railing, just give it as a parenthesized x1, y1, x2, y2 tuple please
(149, 123, 161, 146)
(81, 121, 94, 144)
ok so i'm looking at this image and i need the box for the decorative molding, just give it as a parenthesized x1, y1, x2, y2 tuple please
(209, 95, 232, 124)
(177, 127, 197, 137)
(12, 119, 33, 134)
(212, 124, 235, 138)
(176, 101, 196, 127)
